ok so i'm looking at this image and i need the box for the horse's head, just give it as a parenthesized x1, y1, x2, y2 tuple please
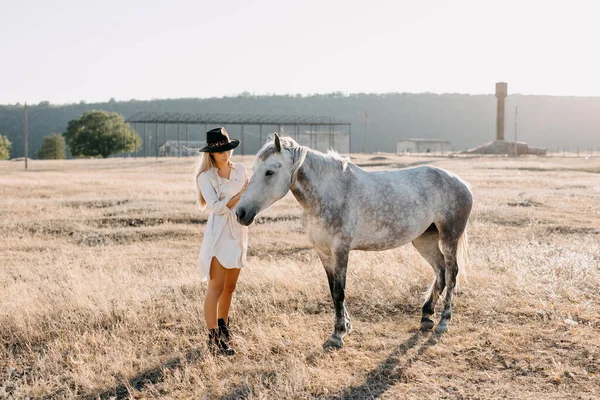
(236, 133, 306, 226)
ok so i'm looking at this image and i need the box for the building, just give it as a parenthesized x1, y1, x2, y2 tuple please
(159, 140, 205, 157)
(296, 130, 349, 153)
(464, 82, 547, 156)
(396, 139, 450, 155)
(463, 141, 547, 156)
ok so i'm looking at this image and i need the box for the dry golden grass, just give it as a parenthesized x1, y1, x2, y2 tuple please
(1, 154, 599, 399)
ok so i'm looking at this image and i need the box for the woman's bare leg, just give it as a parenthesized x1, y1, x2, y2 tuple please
(204, 257, 226, 330)
(217, 267, 241, 321)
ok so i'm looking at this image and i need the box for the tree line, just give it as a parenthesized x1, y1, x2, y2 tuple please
(1, 92, 599, 159)
(0, 111, 140, 160)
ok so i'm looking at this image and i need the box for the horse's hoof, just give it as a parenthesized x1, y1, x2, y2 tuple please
(420, 318, 435, 331)
(346, 322, 353, 333)
(322, 336, 344, 351)
(434, 322, 448, 334)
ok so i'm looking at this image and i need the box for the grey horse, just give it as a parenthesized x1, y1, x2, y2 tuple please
(236, 134, 472, 350)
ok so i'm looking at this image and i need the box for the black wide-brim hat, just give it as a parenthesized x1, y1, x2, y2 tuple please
(199, 127, 240, 152)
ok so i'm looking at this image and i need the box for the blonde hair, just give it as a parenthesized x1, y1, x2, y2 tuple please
(193, 150, 233, 209)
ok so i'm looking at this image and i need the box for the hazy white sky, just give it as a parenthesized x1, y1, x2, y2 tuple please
(1, 0, 599, 104)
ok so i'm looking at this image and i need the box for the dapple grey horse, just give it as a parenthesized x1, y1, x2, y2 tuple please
(236, 134, 472, 350)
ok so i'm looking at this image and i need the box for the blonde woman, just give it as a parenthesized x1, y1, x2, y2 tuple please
(194, 127, 248, 356)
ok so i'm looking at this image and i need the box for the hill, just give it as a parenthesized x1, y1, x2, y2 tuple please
(1, 93, 599, 158)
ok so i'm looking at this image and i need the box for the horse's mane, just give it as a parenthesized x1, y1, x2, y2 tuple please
(256, 136, 349, 173)
(325, 149, 350, 171)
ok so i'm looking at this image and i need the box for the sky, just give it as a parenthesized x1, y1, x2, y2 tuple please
(1, 0, 599, 104)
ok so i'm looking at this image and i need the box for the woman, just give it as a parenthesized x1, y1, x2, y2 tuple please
(194, 127, 249, 356)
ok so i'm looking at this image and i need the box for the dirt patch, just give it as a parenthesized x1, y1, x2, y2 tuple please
(547, 226, 600, 235)
(507, 199, 543, 207)
(77, 229, 193, 246)
(489, 218, 536, 227)
(254, 215, 302, 225)
(88, 215, 299, 228)
(369, 156, 389, 161)
(483, 166, 600, 175)
(248, 245, 313, 258)
(555, 185, 588, 190)
(3, 221, 78, 236)
(356, 161, 432, 168)
(63, 199, 131, 209)
(578, 167, 600, 174)
(89, 217, 207, 228)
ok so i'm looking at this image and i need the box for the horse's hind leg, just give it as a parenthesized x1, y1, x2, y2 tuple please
(435, 233, 460, 334)
(412, 224, 446, 331)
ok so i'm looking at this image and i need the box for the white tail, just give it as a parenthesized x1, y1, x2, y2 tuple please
(455, 228, 470, 294)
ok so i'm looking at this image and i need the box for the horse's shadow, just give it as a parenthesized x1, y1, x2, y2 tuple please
(87, 347, 205, 400)
(325, 331, 439, 400)
(86, 332, 438, 399)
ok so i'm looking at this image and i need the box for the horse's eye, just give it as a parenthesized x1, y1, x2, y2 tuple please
(265, 170, 274, 176)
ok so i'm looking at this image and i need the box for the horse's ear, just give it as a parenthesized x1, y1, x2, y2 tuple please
(274, 133, 282, 153)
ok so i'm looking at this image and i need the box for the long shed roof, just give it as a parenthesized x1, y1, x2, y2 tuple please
(126, 112, 350, 125)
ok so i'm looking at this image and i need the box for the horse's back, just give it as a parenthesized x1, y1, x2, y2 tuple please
(394, 165, 473, 234)
(364, 165, 471, 203)
(397, 165, 473, 221)
(346, 165, 471, 250)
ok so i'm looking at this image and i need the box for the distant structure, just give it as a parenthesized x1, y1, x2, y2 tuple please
(298, 129, 349, 153)
(463, 82, 547, 156)
(464, 140, 547, 156)
(495, 82, 507, 141)
(159, 140, 205, 157)
(397, 139, 450, 155)
(126, 112, 351, 157)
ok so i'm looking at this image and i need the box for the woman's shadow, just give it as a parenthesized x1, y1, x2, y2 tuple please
(87, 348, 205, 400)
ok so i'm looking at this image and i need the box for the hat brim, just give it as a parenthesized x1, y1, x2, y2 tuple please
(199, 139, 240, 153)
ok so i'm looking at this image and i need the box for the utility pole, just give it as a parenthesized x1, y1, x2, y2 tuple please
(177, 123, 181, 158)
(514, 106, 518, 157)
(363, 111, 369, 153)
(241, 124, 245, 156)
(133, 123, 137, 158)
(155, 122, 159, 159)
(144, 123, 148, 158)
(24, 103, 28, 169)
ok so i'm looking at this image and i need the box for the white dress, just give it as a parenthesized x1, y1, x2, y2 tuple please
(197, 162, 249, 282)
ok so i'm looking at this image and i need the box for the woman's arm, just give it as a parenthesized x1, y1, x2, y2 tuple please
(226, 178, 249, 209)
(198, 173, 234, 215)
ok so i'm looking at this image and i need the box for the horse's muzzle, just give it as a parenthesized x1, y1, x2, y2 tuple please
(236, 207, 256, 226)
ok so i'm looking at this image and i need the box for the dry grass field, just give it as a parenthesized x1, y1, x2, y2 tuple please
(1, 153, 599, 399)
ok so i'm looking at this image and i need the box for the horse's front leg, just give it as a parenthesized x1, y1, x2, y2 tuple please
(316, 249, 353, 333)
(320, 257, 353, 337)
(322, 245, 351, 350)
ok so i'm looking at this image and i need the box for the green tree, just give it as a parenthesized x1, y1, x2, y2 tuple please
(0, 134, 11, 160)
(63, 111, 142, 158)
(36, 133, 66, 160)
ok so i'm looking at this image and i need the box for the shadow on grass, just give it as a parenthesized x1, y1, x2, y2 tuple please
(86, 347, 205, 400)
(327, 332, 440, 400)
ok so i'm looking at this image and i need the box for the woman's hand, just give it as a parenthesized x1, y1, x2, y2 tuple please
(228, 179, 249, 209)
(236, 179, 248, 197)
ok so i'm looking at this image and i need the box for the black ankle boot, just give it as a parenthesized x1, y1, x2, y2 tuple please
(218, 318, 231, 343)
(208, 328, 235, 356)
